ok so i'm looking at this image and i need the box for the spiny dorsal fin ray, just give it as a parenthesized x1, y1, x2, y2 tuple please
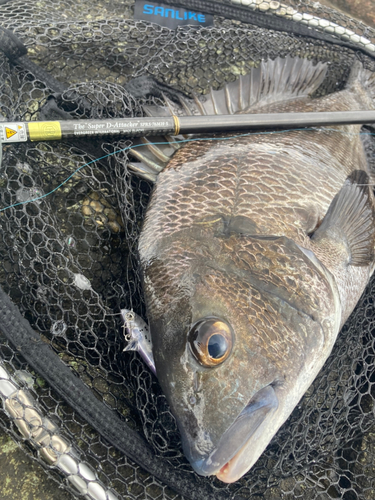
(311, 170, 375, 267)
(129, 147, 165, 172)
(127, 161, 158, 183)
(140, 137, 171, 163)
(129, 57, 327, 180)
(160, 92, 176, 115)
(129, 103, 183, 175)
(178, 95, 193, 115)
(194, 57, 327, 115)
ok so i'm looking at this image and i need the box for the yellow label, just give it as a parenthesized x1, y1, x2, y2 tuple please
(5, 127, 17, 139)
(28, 121, 62, 141)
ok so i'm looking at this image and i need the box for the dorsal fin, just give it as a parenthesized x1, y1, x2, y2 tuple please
(128, 101, 185, 180)
(194, 57, 327, 115)
(127, 57, 327, 180)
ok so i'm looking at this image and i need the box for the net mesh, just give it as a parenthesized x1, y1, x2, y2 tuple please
(0, 1, 374, 499)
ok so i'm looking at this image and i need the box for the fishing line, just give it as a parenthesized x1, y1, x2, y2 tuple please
(1, 126, 374, 213)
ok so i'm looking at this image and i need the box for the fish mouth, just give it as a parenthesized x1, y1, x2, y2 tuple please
(188, 385, 278, 483)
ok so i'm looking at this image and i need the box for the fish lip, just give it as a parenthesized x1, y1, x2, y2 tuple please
(188, 384, 279, 478)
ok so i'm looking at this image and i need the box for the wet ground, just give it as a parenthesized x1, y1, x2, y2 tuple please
(0, 430, 73, 500)
(1, 1, 375, 500)
(320, 0, 375, 28)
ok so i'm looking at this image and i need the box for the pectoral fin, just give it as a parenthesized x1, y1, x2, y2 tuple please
(311, 170, 375, 267)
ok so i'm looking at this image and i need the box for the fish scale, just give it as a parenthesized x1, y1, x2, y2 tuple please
(138, 56, 375, 483)
(141, 126, 366, 248)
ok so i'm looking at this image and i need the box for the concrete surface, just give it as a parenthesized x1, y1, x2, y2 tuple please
(0, 427, 73, 500)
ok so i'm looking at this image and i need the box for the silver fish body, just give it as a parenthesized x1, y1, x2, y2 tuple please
(138, 57, 375, 482)
(121, 309, 156, 375)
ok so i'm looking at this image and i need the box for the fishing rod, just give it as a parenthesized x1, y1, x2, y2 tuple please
(1, 110, 374, 143)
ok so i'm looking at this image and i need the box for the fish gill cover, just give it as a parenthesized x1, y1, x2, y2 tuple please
(0, 0, 374, 499)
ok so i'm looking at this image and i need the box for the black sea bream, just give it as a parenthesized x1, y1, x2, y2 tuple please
(137, 57, 375, 483)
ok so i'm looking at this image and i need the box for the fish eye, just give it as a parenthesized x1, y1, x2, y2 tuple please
(188, 317, 234, 367)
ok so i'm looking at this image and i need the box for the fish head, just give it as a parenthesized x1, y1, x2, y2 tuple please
(143, 233, 341, 483)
